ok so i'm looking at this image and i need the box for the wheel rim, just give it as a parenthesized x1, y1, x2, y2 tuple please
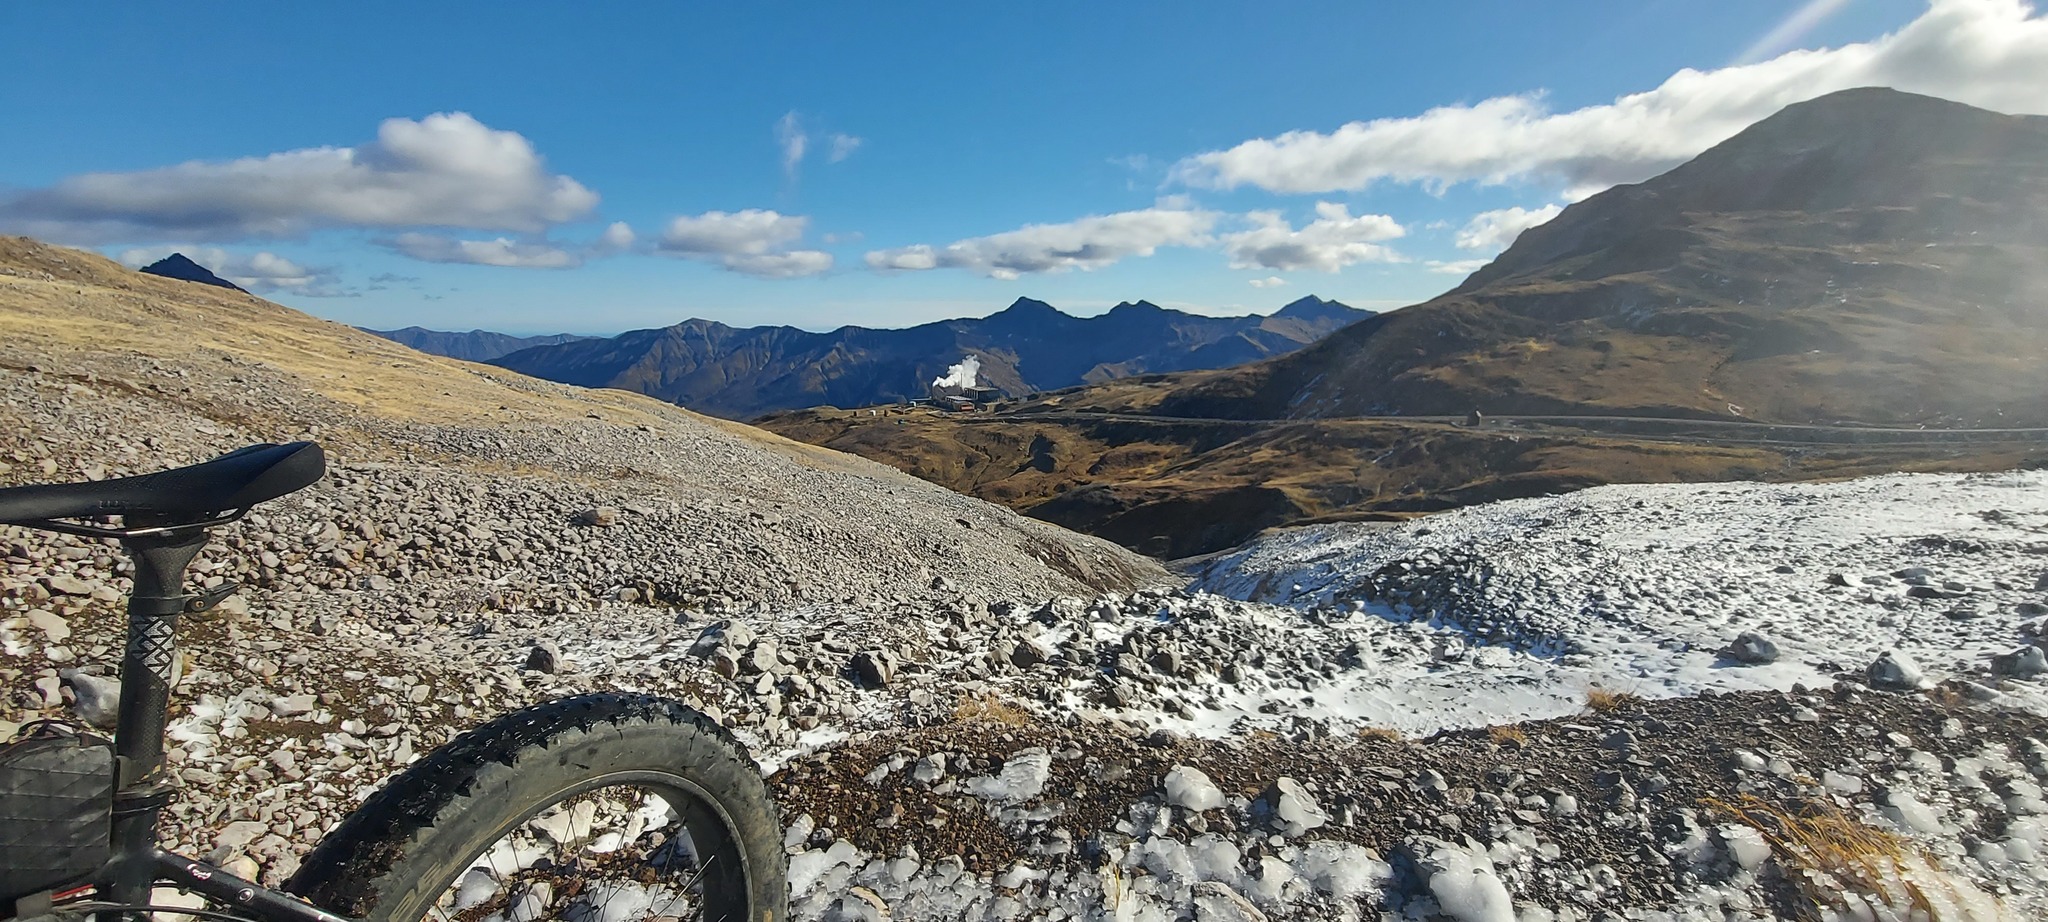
(412, 773, 754, 922)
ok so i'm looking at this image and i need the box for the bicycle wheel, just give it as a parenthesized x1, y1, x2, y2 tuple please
(286, 693, 786, 922)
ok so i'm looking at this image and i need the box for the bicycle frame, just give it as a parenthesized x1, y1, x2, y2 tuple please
(17, 522, 358, 922)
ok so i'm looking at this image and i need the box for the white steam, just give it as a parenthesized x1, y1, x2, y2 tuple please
(932, 355, 981, 390)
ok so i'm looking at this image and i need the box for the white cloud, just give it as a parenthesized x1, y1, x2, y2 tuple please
(1454, 205, 1562, 252)
(2, 112, 597, 243)
(657, 209, 832, 278)
(597, 221, 636, 252)
(1171, 0, 2048, 196)
(723, 250, 835, 279)
(828, 133, 863, 163)
(863, 206, 1218, 278)
(1426, 258, 1493, 275)
(1248, 276, 1287, 288)
(383, 233, 582, 269)
(117, 245, 349, 296)
(775, 112, 808, 182)
(1222, 202, 1405, 272)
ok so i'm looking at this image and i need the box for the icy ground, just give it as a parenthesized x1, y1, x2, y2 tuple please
(1183, 470, 2048, 735)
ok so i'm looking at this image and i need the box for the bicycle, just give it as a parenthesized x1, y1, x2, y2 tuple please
(0, 442, 788, 922)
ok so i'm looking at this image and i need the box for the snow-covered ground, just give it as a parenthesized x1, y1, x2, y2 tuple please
(1180, 470, 2048, 735)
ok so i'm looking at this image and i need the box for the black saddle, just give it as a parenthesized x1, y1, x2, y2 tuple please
(0, 442, 325, 526)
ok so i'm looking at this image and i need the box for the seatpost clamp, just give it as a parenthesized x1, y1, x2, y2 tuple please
(184, 581, 242, 613)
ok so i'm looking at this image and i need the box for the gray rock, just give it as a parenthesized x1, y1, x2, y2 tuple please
(1724, 631, 1780, 665)
(1008, 640, 1048, 670)
(269, 694, 318, 718)
(61, 671, 120, 729)
(852, 651, 895, 688)
(1868, 650, 1926, 690)
(213, 821, 270, 853)
(1994, 646, 2048, 679)
(43, 575, 93, 596)
(25, 609, 69, 643)
(524, 642, 563, 673)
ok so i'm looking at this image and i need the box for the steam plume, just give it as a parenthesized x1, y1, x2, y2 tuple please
(932, 355, 981, 389)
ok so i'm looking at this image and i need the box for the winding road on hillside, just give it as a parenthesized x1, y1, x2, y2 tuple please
(960, 409, 2048, 449)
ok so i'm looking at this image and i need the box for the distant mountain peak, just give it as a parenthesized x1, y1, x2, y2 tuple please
(1272, 295, 1364, 321)
(139, 253, 244, 292)
(1107, 300, 1166, 314)
(997, 297, 1065, 316)
(1275, 294, 1327, 312)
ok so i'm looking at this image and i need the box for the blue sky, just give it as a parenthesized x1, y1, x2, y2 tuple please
(2, 0, 2040, 334)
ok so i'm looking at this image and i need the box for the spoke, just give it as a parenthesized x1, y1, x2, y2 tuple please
(422, 785, 711, 922)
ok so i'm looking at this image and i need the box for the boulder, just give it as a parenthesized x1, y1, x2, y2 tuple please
(524, 642, 564, 673)
(1868, 650, 1926, 690)
(1724, 631, 1780, 665)
(1993, 646, 2048, 679)
(852, 651, 896, 688)
(61, 671, 120, 729)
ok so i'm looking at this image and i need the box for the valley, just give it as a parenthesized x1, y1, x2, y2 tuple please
(3, 74, 2048, 922)
(762, 89, 2048, 559)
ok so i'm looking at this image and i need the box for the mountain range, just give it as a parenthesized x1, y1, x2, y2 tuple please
(762, 88, 2048, 555)
(471, 295, 1367, 419)
(367, 327, 595, 363)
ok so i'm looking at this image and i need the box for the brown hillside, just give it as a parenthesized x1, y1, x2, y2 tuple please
(1137, 88, 2048, 427)
(761, 89, 2048, 556)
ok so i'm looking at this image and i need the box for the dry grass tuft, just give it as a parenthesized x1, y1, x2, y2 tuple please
(1585, 687, 1644, 712)
(1705, 794, 1961, 921)
(1489, 724, 1530, 747)
(1923, 684, 1969, 709)
(952, 692, 1032, 726)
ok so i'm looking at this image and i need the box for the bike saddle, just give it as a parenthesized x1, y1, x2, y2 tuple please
(0, 442, 325, 525)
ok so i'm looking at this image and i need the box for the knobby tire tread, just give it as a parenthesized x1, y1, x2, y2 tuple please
(284, 692, 785, 922)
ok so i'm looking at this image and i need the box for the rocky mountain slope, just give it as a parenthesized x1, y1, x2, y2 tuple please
(762, 88, 2048, 556)
(0, 237, 1161, 607)
(5, 258, 2047, 922)
(364, 326, 593, 362)
(140, 252, 245, 292)
(486, 295, 1367, 419)
(1127, 88, 2048, 427)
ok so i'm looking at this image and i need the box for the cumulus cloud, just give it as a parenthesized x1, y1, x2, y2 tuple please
(381, 233, 583, 269)
(1222, 202, 1405, 272)
(597, 221, 636, 253)
(828, 133, 863, 163)
(1248, 276, 1287, 288)
(116, 245, 349, 296)
(1454, 205, 1562, 252)
(1, 112, 597, 243)
(1171, 0, 2048, 196)
(863, 206, 1218, 279)
(657, 209, 832, 278)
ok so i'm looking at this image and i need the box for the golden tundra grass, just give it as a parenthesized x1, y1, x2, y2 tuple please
(1704, 794, 1962, 921)
(1585, 687, 1644, 712)
(0, 236, 883, 478)
(952, 692, 1032, 726)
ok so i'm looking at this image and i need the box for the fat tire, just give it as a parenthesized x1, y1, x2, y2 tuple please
(285, 693, 786, 922)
